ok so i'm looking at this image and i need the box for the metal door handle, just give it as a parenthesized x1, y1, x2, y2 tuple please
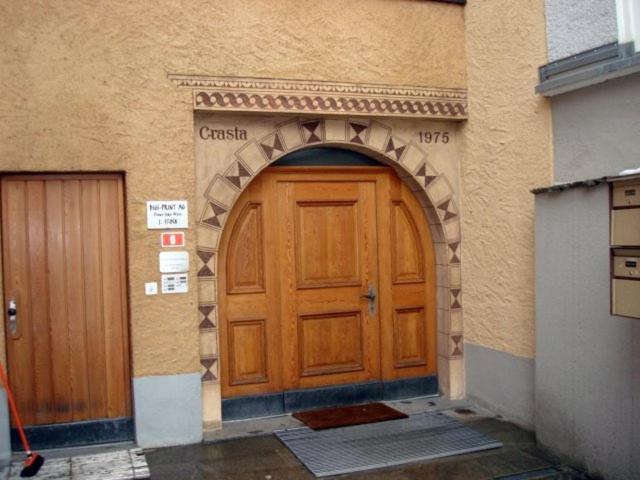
(360, 287, 376, 301)
(360, 286, 376, 314)
(7, 299, 17, 336)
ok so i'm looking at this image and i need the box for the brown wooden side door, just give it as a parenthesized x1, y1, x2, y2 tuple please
(1, 174, 131, 426)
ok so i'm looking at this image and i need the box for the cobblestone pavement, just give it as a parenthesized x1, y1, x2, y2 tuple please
(0, 448, 149, 480)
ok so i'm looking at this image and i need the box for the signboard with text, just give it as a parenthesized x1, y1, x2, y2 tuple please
(147, 201, 188, 229)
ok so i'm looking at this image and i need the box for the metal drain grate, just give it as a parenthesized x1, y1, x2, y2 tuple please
(276, 411, 502, 477)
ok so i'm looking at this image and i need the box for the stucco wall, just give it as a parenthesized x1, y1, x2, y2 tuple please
(461, 0, 552, 359)
(545, 0, 618, 62)
(552, 73, 640, 182)
(535, 185, 640, 479)
(0, 0, 466, 380)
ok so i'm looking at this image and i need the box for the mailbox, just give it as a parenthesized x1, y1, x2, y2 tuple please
(612, 249, 640, 318)
(610, 178, 640, 319)
(611, 181, 640, 246)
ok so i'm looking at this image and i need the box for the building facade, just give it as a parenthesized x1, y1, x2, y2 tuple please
(0, 0, 551, 463)
(535, 0, 640, 478)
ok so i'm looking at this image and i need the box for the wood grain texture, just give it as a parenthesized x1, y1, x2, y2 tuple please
(219, 177, 282, 397)
(1, 175, 131, 426)
(226, 203, 265, 294)
(219, 166, 436, 398)
(379, 174, 437, 380)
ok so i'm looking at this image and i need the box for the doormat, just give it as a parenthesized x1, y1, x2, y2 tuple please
(0, 448, 149, 480)
(293, 402, 408, 430)
(276, 411, 502, 477)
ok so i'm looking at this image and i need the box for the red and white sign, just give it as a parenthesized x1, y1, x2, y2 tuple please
(160, 231, 185, 248)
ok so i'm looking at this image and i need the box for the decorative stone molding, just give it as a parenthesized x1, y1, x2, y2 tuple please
(194, 116, 466, 422)
(169, 75, 468, 120)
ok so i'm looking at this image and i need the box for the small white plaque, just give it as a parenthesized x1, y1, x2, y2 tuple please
(144, 282, 158, 295)
(159, 251, 189, 273)
(161, 274, 188, 294)
(147, 201, 188, 229)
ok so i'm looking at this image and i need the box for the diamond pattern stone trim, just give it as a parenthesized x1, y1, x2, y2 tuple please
(199, 202, 228, 229)
(301, 120, 324, 144)
(449, 242, 461, 264)
(450, 334, 463, 357)
(201, 356, 218, 382)
(451, 289, 462, 309)
(437, 199, 457, 221)
(199, 303, 216, 330)
(196, 247, 216, 278)
(260, 132, 285, 160)
(196, 117, 466, 398)
(224, 160, 252, 189)
(415, 163, 437, 188)
(349, 122, 368, 144)
(385, 137, 407, 161)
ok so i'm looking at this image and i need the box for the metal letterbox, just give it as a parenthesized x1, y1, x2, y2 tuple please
(612, 249, 640, 318)
(612, 182, 640, 207)
(611, 181, 640, 247)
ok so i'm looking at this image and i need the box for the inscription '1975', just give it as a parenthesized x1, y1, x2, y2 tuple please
(199, 126, 248, 141)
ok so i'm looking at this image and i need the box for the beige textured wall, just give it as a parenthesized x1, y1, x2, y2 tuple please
(460, 0, 552, 358)
(0, 1, 465, 378)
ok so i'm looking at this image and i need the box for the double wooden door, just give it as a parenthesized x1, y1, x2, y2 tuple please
(219, 166, 436, 398)
(1, 174, 131, 426)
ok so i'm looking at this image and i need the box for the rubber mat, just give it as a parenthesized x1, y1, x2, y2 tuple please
(276, 411, 502, 477)
(292, 402, 408, 430)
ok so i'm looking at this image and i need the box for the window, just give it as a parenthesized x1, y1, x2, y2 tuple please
(617, 0, 640, 52)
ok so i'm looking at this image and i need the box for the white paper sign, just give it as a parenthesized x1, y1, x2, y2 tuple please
(147, 201, 188, 229)
(161, 274, 188, 294)
(159, 251, 189, 273)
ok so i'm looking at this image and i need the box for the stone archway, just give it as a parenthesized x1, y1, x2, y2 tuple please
(195, 117, 464, 428)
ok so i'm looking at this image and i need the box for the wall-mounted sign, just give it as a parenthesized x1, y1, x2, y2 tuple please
(161, 274, 188, 294)
(161, 231, 185, 248)
(159, 251, 189, 273)
(147, 201, 188, 229)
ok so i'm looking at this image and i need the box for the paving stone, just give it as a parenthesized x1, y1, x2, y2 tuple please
(6, 448, 148, 480)
(147, 409, 591, 480)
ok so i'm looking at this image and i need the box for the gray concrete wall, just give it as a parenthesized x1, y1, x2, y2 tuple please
(0, 389, 10, 465)
(465, 343, 535, 429)
(535, 185, 640, 480)
(552, 73, 640, 182)
(133, 373, 202, 448)
(545, 0, 618, 62)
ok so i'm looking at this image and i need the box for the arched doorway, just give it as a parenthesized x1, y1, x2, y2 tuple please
(217, 148, 437, 416)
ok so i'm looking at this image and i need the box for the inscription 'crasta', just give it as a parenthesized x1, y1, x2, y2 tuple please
(199, 126, 247, 141)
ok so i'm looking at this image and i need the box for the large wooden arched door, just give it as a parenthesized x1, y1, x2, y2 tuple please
(219, 164, 436, 399)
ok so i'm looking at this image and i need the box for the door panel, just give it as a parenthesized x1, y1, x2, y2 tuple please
(1, 175, 131, 426)
(298, 310, 364, 377)
(392, 307, 427, 368)
(391, 201, 425, 284)
(227, 203, 265, 294)
(278, 172, 380, 390)
(219, 177, 281, 397)
(295, 199, 360, 288)
(219, 165, 437, 399)
(379, 174, 437, 380)
(228, 318, 268, 385)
